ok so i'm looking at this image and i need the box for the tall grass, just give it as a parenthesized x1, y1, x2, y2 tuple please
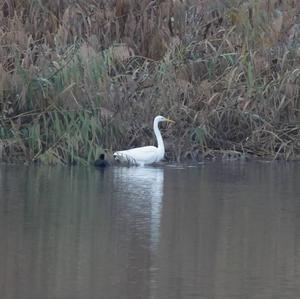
(1, 0, 300, 163)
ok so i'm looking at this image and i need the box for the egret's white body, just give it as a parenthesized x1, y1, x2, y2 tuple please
(113, 115, 174, 166)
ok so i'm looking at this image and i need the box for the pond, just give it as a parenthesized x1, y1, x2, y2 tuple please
(1, 162, 300, 299)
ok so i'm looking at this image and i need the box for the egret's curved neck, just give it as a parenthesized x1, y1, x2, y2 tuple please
(154, 119, 164, 152)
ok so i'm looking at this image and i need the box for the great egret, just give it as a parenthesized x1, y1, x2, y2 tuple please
(94, 153, 110, 168)
(113, 115, 175, 166)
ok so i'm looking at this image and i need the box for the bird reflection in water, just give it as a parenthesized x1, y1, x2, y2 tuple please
(113, 166, 164, 250)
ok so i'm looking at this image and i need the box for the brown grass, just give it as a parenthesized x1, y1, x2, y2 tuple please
(1, 0, 300, 163)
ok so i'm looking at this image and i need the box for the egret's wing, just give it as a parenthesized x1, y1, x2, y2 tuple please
(114, 146, 158, 164)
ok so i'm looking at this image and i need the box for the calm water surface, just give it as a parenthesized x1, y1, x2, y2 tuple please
(1, 162, 300, 299)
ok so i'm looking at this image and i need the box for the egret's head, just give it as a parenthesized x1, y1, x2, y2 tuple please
(155, 115, 175, 123)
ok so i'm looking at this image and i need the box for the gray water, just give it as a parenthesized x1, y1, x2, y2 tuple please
(1, 162, 300, 299)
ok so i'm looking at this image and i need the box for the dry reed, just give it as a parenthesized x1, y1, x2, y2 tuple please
(1, 0, 300, 163)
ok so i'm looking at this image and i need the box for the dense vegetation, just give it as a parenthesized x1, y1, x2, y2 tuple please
(1, 0, 300, 164)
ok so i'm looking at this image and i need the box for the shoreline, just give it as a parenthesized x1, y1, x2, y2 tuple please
(1, 151, 300, 167)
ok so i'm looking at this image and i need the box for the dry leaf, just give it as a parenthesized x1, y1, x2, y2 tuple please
(272, 11, 283, 35)
(109, 44, 134, 62)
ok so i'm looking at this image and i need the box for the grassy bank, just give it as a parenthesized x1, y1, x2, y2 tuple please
(1, 0, 300, 164)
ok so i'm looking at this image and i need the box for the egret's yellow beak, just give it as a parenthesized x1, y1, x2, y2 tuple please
(166, 118, 175, 124)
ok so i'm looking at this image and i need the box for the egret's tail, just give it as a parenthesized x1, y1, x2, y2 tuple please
(113, 151, 138, 165)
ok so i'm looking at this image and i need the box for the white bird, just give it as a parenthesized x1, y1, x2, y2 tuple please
(113, 115, 175, 166)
